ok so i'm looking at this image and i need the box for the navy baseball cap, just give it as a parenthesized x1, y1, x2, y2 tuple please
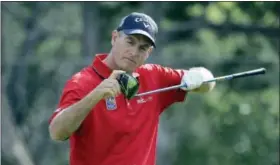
(116, 12, 158, 47)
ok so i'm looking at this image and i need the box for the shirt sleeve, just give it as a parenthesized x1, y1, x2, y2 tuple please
(49, 79, 84, 124)
(151, 64, 188, 113)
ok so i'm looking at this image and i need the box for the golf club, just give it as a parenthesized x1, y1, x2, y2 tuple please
(135, 67, 266, 97)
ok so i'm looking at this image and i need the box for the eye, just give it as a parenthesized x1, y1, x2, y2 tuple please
(127, 40, 134, 45)
(140, 47, 148, 52)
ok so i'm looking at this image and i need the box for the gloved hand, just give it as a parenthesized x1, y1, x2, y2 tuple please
(180, 67, 215, 92)
(180, 68, 204, 91)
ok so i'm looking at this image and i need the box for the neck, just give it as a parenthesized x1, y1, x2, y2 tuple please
(102, 52, 132, 74)
(102, 52, 116, 69)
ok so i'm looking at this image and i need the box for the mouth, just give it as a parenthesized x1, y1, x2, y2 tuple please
(124, 58, 136, 64)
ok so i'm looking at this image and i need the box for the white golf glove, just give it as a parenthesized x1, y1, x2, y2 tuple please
(180, 67, 215, 92)
(180, 69, 204, 91)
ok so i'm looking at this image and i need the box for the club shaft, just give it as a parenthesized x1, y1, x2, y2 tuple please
(204, 68, 266, 82)
(136, 84, 183, 97)
(135, 68, 266, 97)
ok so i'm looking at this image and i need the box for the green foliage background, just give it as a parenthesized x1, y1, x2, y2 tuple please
(1, 2, 279, 165)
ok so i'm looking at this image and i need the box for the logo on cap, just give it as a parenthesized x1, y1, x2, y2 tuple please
(135, 17, 151, 28)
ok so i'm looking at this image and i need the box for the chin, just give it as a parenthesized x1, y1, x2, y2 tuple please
(123, 67, 134, 73)
(120, 64, 136, 72)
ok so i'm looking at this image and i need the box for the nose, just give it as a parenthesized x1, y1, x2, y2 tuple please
(129, 46, 139, 57)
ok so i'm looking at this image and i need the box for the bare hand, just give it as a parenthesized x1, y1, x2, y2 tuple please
(95, 70, 125, 99)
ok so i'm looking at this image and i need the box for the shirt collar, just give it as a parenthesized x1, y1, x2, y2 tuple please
(92, 53, 140, 79)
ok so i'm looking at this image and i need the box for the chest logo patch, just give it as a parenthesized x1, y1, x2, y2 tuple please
(136, 96, 153, 104)
(105, 97, 117, 110)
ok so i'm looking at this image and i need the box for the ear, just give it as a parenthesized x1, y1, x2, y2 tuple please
(143, 47, 153, 60)
(111, 30, 118, 46)
(147, 47, 153, 55)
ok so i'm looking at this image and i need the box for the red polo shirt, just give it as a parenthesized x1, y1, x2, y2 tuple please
(49, 54, 187, 165)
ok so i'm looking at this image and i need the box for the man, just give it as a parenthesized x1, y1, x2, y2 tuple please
(49, 12, 216, 165)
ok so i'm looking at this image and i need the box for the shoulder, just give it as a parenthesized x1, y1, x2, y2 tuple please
(138, 64, 182, 75)
(69, 68, 89, 83)
(64, 67, 98, 92)
(137, 64, 163, 73)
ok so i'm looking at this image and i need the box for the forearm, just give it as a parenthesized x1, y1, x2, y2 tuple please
(49, 89, 103, 141)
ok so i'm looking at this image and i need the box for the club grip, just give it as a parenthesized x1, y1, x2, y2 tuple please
(231, 68, 266, 79)
(204, 68, 266, 83)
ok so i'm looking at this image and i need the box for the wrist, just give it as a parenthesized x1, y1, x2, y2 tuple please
(89, 88, 104, 103)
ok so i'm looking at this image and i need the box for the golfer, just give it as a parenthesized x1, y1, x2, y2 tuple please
(49, 12, 216, 165)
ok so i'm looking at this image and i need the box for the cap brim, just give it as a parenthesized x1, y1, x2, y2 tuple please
(122, 29, 156, 47)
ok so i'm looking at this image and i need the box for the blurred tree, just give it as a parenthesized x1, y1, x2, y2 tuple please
(1, 2, 279, 165)
(81, 2, 101, 58)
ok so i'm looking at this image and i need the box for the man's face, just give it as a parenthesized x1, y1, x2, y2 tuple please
(111, 31, 153, 72)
